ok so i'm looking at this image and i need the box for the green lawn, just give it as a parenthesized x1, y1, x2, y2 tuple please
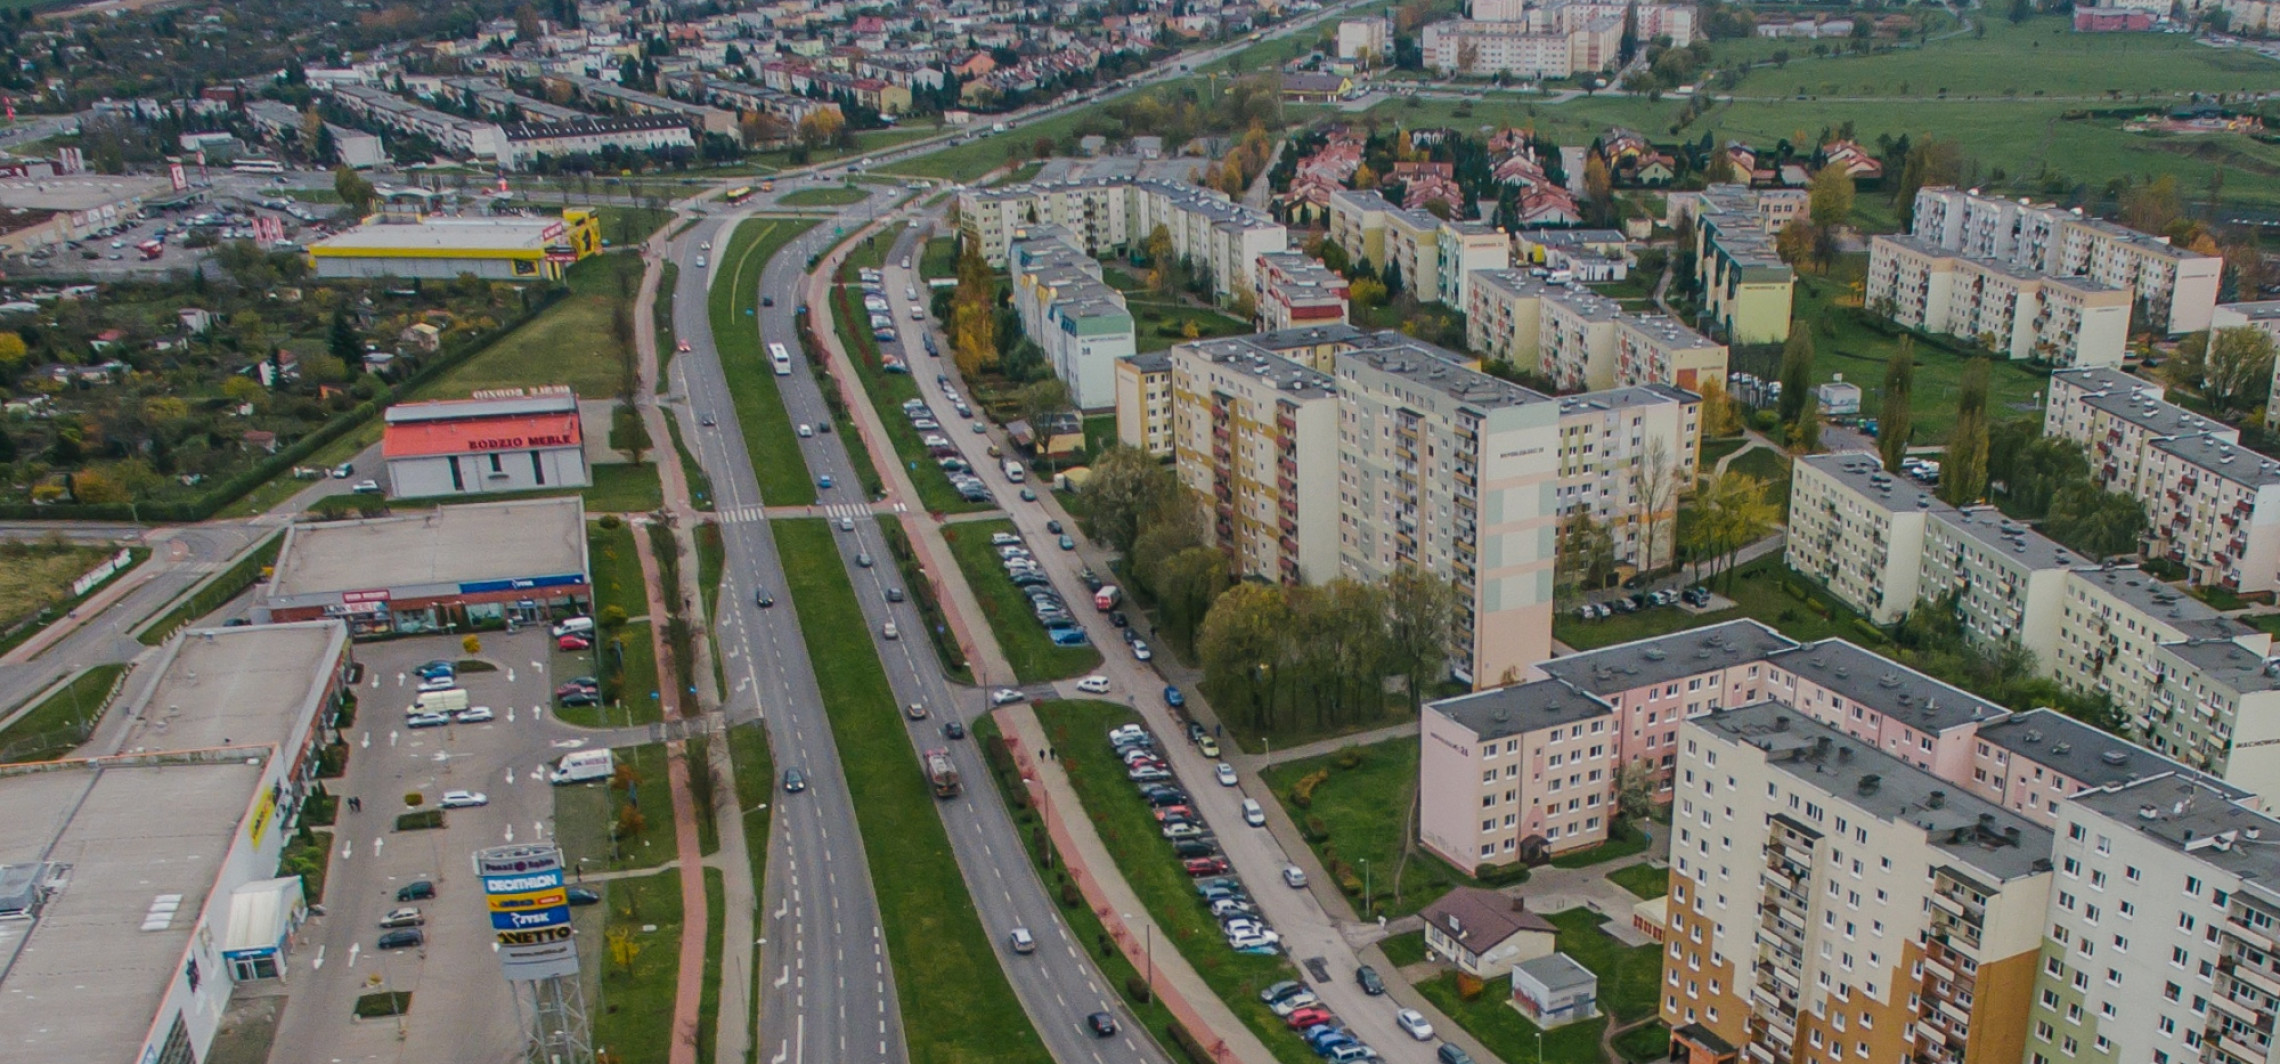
(940, 519, 1103, 683)
(1789, 262, 2052, 444)
(1031, 699, 1316, 1064)
(1555, 553, 1881, 651)
(1613, 1022, 1672, 1064)
(777, 186, 869, 207)
(1546, 908, 1662, 1023)
(0, 663, 125, 763)
(773, 519, 1052, 1064)
(1698, 437, 1750, 470)
(709, 218, 821, 506)
(1545, 822, 1654, 869)
(1260, 737, 1469, 918)
(727, 720, 776, 875)
(827, 265, 992, 515)
(665, 415, 714, 511)
(595, 206, 676, 247)
(1129, 300, 1254, 354)
(699, 868, 725, 1062)
(418, 253, 644, 399)
(919, 237, 959, 281)
(1724, 447, 1790, 506)
(1605, 862, 1669, 901)
(557, 521, 664, 727)
(747, 127, 939, 172)
(886, 110, 1105, 182)
(1415, 970, 1606, 1064)
(586, 868, 687, 1064)
(0, 543, 115, 633)
(1377, 930, 1428, 968)
(554, 742, 677, 873)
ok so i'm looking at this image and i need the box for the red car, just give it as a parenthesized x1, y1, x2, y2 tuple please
(1183, 856, 1231, 877)
(1153, 805, 1196, 823)
(1285, 1007, 1334, 1030)
(558, 633, 593, 650)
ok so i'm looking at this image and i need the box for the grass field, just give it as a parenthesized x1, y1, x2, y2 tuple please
(1416, 969, 1605, 1064)
(1259, 737, 1456, 918)
(1377, 930, 1427, 968)
(699, 868, 725, 1061)
(1031, 699, 1317, 1064)
(0, 542, 118, 634)
(709, 218, 820, 506)
(1554, 553, 1878, 651)
(1129, 299, 1255, 353)
(777, 186, 869, 207)
(0, 663, 124, 764)
(655, 261, 681, 388)
(554, 742, 676, 872)
(1613, 1022, 1672, 1063)
(1547, 908, 1662, 1021)
(665, 415, 714, 511)
(1728, 15, 2280, 101)
(557, 521, 664, 728)
(418, 253, 644, 399)
(885, 110, 1105, 183)
(920, 237, 959, 280)
(773, 518, 1053, 1064)
(586, 868, 686, 1064)
(595, 206, 676, 247)
(940, 519, 1103, 682)
(748, 127, 939, 172)
(1606, 861, 1669, 901)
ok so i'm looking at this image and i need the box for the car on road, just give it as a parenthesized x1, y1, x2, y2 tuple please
(971, 422, 986, 434)
(1394, 1010, 1434, 1040)
(798, 423, 814, 437)
(1165, 686, 1185, 707)
(1243, 799, 1266, 827)
(440, 790, 488, 808)
(379, 907, 425, 928)
(942, 720, 965, 740)
(1076, 675, 1111, 694)
(818, 474, 834, 489)
(415, 660, 455, 680)
(1046, 520, 1063, 535)
(1018, 487, 1036, 501)
(756, 588, 775, 608)
(351, 479, 382, 494)
(678, 340, 691, 352)
(700, 413, 716, 426)
(885, 586, 904, 602)
(406, 712, 451, 729)
(567, 886, 601, 906)
(1009, 927, 1036, 954)
(454, 706, 494, 723)
(903, 701, 927, 720)
(989, 688, 1026, 706)
(1216, 763, 1238, 786)
(839, 515, 855, 532)
(1131, 640, 1153, 662)
(782, 768, 807, 793)
(332, 462, 355, 479)
(1282, 865, 1309, 888)
(1356, 965, 1385, 996)
(856, 551, 873, 568)
(377, 929, 425, 950)
(1058, 535, 1076, 550)
(1087, 1012, 1118, 1037)
(396, 880, 436, 902)
(1196, 735, 1219, 757)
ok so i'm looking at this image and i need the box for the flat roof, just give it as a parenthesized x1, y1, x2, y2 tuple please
(1558, 384, 1693, 419)
(1514, 952, 1597, 992)
(2218, 300, 2280, 323)
(1338, 332, 1552, 411)
(0, 757, 268, 1063)
(268, 496, 587, 602)
(1542, 620, 1797, 694)
(1123, 351, 1173, 374)
(2159, 638, 2280, 694)
(2077, 775, 2280, 902)
(1798, 452, 1951, 517)
(2151, 433, 2280, 488)
(384, 393, 579, 423)
(2081, 387, 2229, 439)
(1976, 707, 2240, 797)
(1616, 313, 1719, 351)
(1769, 639, 2007, 733)
(1428, 678, 1611, 740)
(1928, 506, 2085, 572)
(2066, 566, 2245, 641)
(0, 174, 169, 212)
(309, 215, 575, 255)
(1700, 702, 2051, 880)
(1174, 339, 1337, 401)
(115, 622, 345, 756)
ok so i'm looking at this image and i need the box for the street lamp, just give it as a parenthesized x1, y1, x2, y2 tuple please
(1359, 857, 1371, 918)
(1123, 912, 1153, 1000)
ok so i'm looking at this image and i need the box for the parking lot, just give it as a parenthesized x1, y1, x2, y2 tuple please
(262, 626, 620, 1063)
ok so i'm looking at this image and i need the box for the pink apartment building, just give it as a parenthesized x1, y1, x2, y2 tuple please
(1418, 678, 1622, 870)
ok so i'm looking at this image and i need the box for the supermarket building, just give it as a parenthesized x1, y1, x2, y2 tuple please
(306, 209, 600, 282)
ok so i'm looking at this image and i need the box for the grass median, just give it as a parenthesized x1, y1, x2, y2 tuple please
(773, 518, 1052, 1064)
(940, 519, 1101, 683)
(585, 867, 686, 1064)
(710, 218, 820, 506)
(1030, 699, 1315, 1064)
(0, 663, 126, 763)
(826, 263, 990, 515)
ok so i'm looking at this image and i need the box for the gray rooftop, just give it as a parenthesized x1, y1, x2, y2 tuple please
(1769, 639, 2007, 733)
(1513, 952, 1598, 993)
(268, 496, 587, 601)
(2066, 566, 2246, 641)
(1337, 332, 1552, 411)
(385, 393, 579, 424)
(1616, 314, 1719, 351)
(1798, 452, 1952, 517)
(1429, 678, 1612, 740)
(116, 622, 345, 756)
(1470, 268, 1553, 302)
(1927, 506, 2086, 572)
(1175, 339, 1337, 402)
(1701, 702, 2052, 880)
(2076, 775, 2280, 901)
(1976, 707, 2239, 796)
(1124, 351, 1173, 374)
(1247, 322, 1370, 352)
(1557, 384, 1696, 419)
(2219, 300, 2280, 323)
(2158, 638, 2280, 694)
(2051, 366, 2153, 397)
(2150, 433, 2280, 488)
(0, 756, 270, 1063)
(2081, 387, 2230, 440)
(1540, 619, 1798, 695)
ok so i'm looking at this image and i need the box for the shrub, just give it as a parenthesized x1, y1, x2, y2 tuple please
(395, 810, 444, 831)
(1125, 974, 1153, 1004)
(1290, 768, 1331, 809)
(1455, 972, 1486, 1000)
(599, 605, 630, 629)
(403, 791, 423, 808)
(598, 514, 623, 530)
(1478, 862, 1532, 887)
(1060, 878, 1082, 908)
(1334, 746, 1365, 770)
(615, 804, 646, 840)
(1304, 815, 1330, 842)
(354, 991, 412, 1018)
(1164, 1022, 1214, 1064)
(461, 634, 481, 654)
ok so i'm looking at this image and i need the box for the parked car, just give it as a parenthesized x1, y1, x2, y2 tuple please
(405, 712, 451, 729)
(1282, 865, 1309, 888)
(1285, 1007, 1335, 1030)
(1394, 1010, 1434, 1041)
(453, 706, 494, 724)
(566, 886, 601, 906)
(1076, 675, 1111, 694)
(440, 790, 488, 808)
(1356, 965, 1385, 996)
(396, 880, 435, 902)
(378, 907, 424, 928)
(377, 929, 425, 950)
(1243, 799, 1267, 827)
(1183, 856, 1232, 877)
(558, 633, 592, 650)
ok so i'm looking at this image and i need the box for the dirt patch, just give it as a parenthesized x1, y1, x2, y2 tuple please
(204, 992, 283, 1064)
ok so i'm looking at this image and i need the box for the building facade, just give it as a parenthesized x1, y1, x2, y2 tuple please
(960, 177, 1287, 302)
(1168, 339, 1342, 585)
(1114, 352, 1174, 457)
(1554, 384, 1700, 572)
(1692, 184, 1796, 346)
(1909, 185, 2222, 335)
(1786, 452, 1950, 625)
(1864, 234, 2132, 367)
(381, 392, 591, 498)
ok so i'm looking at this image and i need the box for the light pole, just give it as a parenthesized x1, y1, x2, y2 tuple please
(1124, 913, 1152, 999)
(1359, 857, 1371, 917)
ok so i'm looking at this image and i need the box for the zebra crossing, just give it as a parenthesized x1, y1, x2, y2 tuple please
(718, 501, 909, 524)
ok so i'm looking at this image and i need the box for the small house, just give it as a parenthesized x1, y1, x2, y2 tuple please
(1510, 953, 1599, 1028)
(1814, 377, 1862, 417)
(242, 429, 279, 454)
(401, 322, 443, 352)
(178, 307, 213, 334)
(1419, 887, 1556, 980)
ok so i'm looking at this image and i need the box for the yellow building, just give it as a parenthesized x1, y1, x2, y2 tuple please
(307, 210, 601, 282)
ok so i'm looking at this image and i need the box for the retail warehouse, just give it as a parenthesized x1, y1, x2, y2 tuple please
(261, 496, 590, 635)
(383, 392, 591, 498)
(305, 208, 600, 281)
(0, 620, 351, 1064)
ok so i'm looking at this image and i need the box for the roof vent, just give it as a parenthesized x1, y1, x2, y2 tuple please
(1927, 790, 1947, 809)
(1877, 673, 1901, 689)
(2139, 804, 2161, 820)
(2053, 742, 2071, 755)
(2100, 750, 2129, 767)
(1857, 773, 1881, 795)
(1643, 648, 1666, 661)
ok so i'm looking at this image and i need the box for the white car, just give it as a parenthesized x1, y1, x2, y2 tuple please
(1229, 931, 1281, 951)
(1394, 1009, 1434, 1041)
(1075, 675, 1112, 694)
(440, 790, 489, 808)
(1215, 762, 1238, 787)
(1243, 798, 1266, 827)
(1131, 639, 1153, 662)
(990, 688, 1027, 706)
(1281, 865, 1308, 889)
(454, 706, 494, 723)
(798, 423, 814, 437)
(1268, 991, 1320, 1016)
(882, 621, 900, 640)
(417, 675, 458, 693)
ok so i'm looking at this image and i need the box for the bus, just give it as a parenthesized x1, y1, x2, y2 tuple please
(724, 186, 756, 206)
(136, 240, 163, 261)
(768, 342, 793, 376)
(231, 158, 284, 175)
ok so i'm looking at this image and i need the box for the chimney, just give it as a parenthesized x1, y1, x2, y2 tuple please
(1511, 896, 1526, 912)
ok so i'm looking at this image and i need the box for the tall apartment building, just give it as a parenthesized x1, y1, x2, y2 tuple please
(1693, 185, 1795, 345)
(1253, 251, 1351, 332)
(1615, 315, 1728, 394)
(2056, 565, 2254, 732)
(1962, 707, 2221, 827)
(1786, 452, 1952, 624)
(1540, 285, 1626, 392)
(1335, 334, 1560, 684)
(1466, 269, 1729, 393)
(1466, 268, 1554, 367)
(2043, 367, 2227, 500)
(1438, 220, 1512, 305)
(2214, 300, 2280, 344)
(1553, 385, 1701, 571)
(1418, 678, 1621, 867)
(1910, 185, 2222, 335)
(2147, 638, 2280, 792)
(959, 178, 1288, 302)
(1167, 338, 1341, 586)
(1007, 226, 1137, 409)
(1918, 505, 2092, 664)
(1423, 0, 1693, 76)
(539, 73, 739, 132)
(1325, 190, 1511, 310)
(1113, 352, 1174, 457)
(1663, 702, 2054, 1064)
(1865, 233, 2132, 367)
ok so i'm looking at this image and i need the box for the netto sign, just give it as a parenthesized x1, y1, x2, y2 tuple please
(475, 843, 579, 981)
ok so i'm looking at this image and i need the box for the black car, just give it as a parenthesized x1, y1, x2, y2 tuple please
(1141, 789, 1190, 808)
(1356, 964, 1386, 995)
(1079, 568, 1103, 591)
(377, 929, 425, 950)
(943, 720, 966, 740)
(1087, 1012, 1118, 1037)
(566, 886, 601, 906)
(1046, 520, 1064, 535)
(762, 296, 775, 307)
(783, 768, 808, 792)
(396, 880, 436, 902)
(560, 690, 601, 707)
(1109, 611, 1129, 628)
(1185, 721, 1207, 742)
(1172, 838, 1219, 858)
(757, 588, 775, 608)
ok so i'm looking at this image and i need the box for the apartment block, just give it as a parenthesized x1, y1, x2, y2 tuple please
(959, 178, 1287, 302)
(1535, 620, 1798, 796)
(1864, 234, 2131, 367)
(1466, 268, 1554, 367)
(1418, 678, 1620, 870)
(1693, 185, 1795, 345)
(1539, 285, 1626, 392)
(1615, 315, 1728, 394)
(1007, 227, 1136, 410)
(1964, 707, 2221, 827)
(1113, 352, 1174, 458)
(1910, 185, 2223, 335)
(1437, 220, 1512, 305)
(1663, 702, 2053, 1064)
(2216, 299, 2280, 344)
(2044, 366, 2227, 500)
(2056, 565, 2257, 730)
(330, 84, 509, 160)
(1167, 338, 1341, 586)
(1786, 452, 1952, 625)
(1335, 334, 1560, 684)
(2146, 638, 2280, 794)
(1325, 189, 1510, 310)
(1553, 385, 1701, 571)
(1253, 251, 1351, 332)
(1326, 187, 1391, 271)
(1466, 268, 1729, 393)
(2023, 774, 2280, 1064)
(1918, 506, 2092, 667)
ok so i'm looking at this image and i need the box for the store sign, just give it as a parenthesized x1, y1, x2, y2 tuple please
(476, 844, 579, 981)
(461, 431, 578, 453)
(460, 573, 584, 595)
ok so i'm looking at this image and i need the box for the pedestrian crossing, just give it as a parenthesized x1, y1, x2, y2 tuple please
(718, 501, 910, 524)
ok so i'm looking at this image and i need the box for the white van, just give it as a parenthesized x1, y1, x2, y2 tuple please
(1003, 461, 1025, 483)
(413, 688, 469, 715)
(552, 616, 595, 638)
(550, 748, 615, 785)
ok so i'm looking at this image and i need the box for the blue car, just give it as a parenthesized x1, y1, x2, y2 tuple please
(818, 474, 834, 489)
(1164, 686, 1186, 708)
(1049, 627, 1091, 647)
(414, 660, 455, 681)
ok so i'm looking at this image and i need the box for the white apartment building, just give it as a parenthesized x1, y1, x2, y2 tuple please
(2143, 433, 2280, 594)
(1786, 452, 1952, 624)
(330, 84, 510, 160)
(2148, 638, 2280, 795)
(1614, 314, 1727, 394)
(1910, 185, 2223, 335)
(1168, 338, 1342, 586)
(1337, 17, 1392, 61)
(1864, 234, 2132, 367)
(1963, 707, 2224, 828)
(1553, 385, 1700, 571)
(2054, 565, 2254, 735)
(1919, 506, 2091, 665)
(1113, 352, 1174, 458)
(1325, 190, 1508, 310)
(1437, 220, 1512, 306)
(504, 114, 696, 169)
(1335, 334, 1560, 684)
(959, 177, 1288, 302)
(1539, 285, 1625, 392)
(1008, 227, 1136, 410)
(2044, 366, 2226, 500)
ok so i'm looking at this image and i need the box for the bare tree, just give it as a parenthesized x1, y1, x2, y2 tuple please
(1631, 437, 1677, 574)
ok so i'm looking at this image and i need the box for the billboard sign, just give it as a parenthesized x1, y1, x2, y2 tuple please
(476, 843, 579, 980)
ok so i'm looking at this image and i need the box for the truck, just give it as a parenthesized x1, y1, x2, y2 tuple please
(1094, 585, 1121, 611)
(550, 748, 615, 785)
(925, 748, 961, 798)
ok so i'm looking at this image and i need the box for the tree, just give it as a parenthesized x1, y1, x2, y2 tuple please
(1349, 277, 1387, 309)
(333, 166, 376, 215)
(2120, 174, 2183, 237)
(1142, 224, 1175, 295)
(797, 109, 845, 150)
(1082, 446, 1182, 554)
(1017, 377, 1073, 426)
(1632, 437, 1679, 571)
(1556, 512, 1617, 598)
(328, 306, 361, 366)
(1775, 218, 1818, 268)
(1941, 359, 1992, 505)
(70, 469, 129, 504)
(1776, 328, 1814, 425)
(1688, 471, 1780, 584)
(1614, 761, 1655, 820)
(2201, 327, 2278, 419)
(0, 331, 27, 372)
(1788, 390, 1822, 453)
(1199, 581, 1290, 731)
(1880, 338, 1915, 473)
(1697, 376, 1743, 438)
(1582, 155, 1615, 225)
(1383, 565, 1459, 712)
(1808, 164, 1854, 228)
(1894, 138, 1963, 226)
(1619, 0, 1642, 63)
(2009, 0, 2034, 23)
(2042, 482, 2149, 557)
(1150, 543, 1227, 658)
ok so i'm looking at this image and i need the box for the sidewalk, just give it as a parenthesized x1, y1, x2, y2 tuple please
(631, 519, 710, 1064)
(999, 705, 1279, 1064)
(1250, 721, 1417, 768)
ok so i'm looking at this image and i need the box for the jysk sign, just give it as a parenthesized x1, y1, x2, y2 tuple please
(476, 843, 579, 981)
